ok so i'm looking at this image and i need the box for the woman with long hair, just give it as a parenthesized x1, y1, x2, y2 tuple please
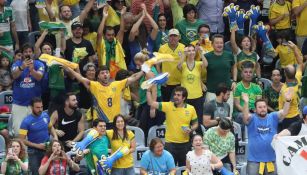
(1, 139, 28, 174)
(38, 140, 79, 175)
(186, 134, 223, 175)
(106, 114, 136, 175)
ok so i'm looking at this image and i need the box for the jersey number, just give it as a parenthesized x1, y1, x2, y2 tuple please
(107, 98, 113, 107)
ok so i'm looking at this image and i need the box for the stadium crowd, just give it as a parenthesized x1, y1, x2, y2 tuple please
(0, 0, 306, 174)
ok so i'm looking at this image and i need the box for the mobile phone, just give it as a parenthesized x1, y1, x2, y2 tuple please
(8, 148, 13, 155)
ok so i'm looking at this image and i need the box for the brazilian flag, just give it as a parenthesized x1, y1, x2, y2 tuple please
(39, 21, 67, 35)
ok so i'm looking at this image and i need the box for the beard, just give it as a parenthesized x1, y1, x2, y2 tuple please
(258, 112, 267, 118)
(33, 111, 42, 116)
(68, 104, 78, 110)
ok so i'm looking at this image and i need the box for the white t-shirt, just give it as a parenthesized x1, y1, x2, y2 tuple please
(186, 149, 213, 175)
(10, 0, 29, 31)
(57, 16, 80, 39)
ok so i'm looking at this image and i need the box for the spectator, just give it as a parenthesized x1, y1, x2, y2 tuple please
(64, 65, 144, 128)
(97, 6, 127, 78)
(38, 140, 80, 175)
(278, 105, 307, 136)
(278, 41, 304, 130)
(203, 34, 236, 114)
(158, 28, 185, 101)
(169, 0, 198, 27)
(269, 0, 293, 44)
(82, 19, 98, 52)
(175, 4, 205, 45)
(19, 97, 50, 175)
(263, 69, 283, 112)
(274, 32, 298, 68)
(0, 0, 19, 53)
(0, 55, 12, 91)
(191, 24, 213, 60)
(10, 0, 31, 47)
(204, 118, 236, 172)
(11, 44, 45, 137)
(135, 50, 165, 137)
(230, 27, 261, 82)
(82, 119, 109, 174)
(78, 62, 96, 110)
(197, 0, 225, 35)
(106, 114, 136, 175)
(140, 138, 176, 175)
(49, 93, 85, 152)
(186, 134, 223, 175)
(147, 86, 198, 166)
(292, 0, 307, 49)
(241, 90, 292, 175)
(177, 44, 207, 130)
(203, 83, 231, 129)
(13, 49, 22, 62)
(61, 0, 81, 19)
(152, 13, 169, 52)
(233, 62, 262, 125)
(1, 139, 28, 174)
(85, 2, 103, 32)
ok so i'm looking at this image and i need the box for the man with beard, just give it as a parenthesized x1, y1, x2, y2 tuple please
(49, 93, 85, 152)
(147, 86, 198, 166)
(19, 97, 50, 175)
(203, 83, 231, 129)
(242, 90, 292, 175)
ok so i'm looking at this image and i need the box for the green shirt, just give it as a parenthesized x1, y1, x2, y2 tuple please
(48, 65, 65, 90)
(0, 7, 14, 46)
(139, 67, 162, 104)
(88, 135, 109, 159)
(175, 19, 204, 45)
(5, 158, 28, 175)
(204, 127, 235, 158)
(205, 51, 235, 92)
(234, 81, 262, 110)
(263, 85, 280, 111)
(236, 50, 259, 81)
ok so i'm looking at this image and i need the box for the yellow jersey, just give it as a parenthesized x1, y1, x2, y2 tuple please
(275, 45, 298, 68)
(89, 79, 127, 123)
(181, 61, 203, 99)
(106, 130, 134, 168)
(158, 43, 185, 85)
(293, 0, 307, 36)
(62, 0, 80, 6)
(269, 1, 291, 29)
(159, 102, 198, 143)
(190, 40, 214, 61)
(278, 69, 302, 118)
(83, 32, 97, 51)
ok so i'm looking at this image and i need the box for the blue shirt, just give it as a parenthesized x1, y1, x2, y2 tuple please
(11, 60, 45, 106)
(140, 150, 175, 174)
(19, 112, 50, 145)
(247, 112, 279, 162)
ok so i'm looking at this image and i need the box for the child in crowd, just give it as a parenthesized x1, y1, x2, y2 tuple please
(0, 55, 12, 91)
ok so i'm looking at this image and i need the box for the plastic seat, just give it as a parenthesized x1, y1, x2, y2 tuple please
(147, 125, 166, 146)
(132, 146, 148, 168)
(259, 78, 272, 90)
(176, 166, 186, 175)
(233, 121, 242, 141)
(127, 125, 145, 147)
(0, 90, 13, 110)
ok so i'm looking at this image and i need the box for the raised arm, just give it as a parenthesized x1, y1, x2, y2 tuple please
(242, 93, 251, 124)
(147, 8, 159, 41)
(79, 0, 95, 23)
(146, 88, 159, 109)
(116, 6, 127, 44)
(34, 30, 48, 56)
(177, 51, 185, 71)
(200, 48, 208, 69)
(11, 21, 19, 50)
(288, 41, 304, 71)
(45, 0, 56, 21)
(127, 71, 145, 86)
(64, 67, 91, 89)
(277, 87, 293, 120)
(230, 28, 239, 54)
(129, 11, 145, 41)
(292, 1, 307, 16)
(97, 6, 109, 46)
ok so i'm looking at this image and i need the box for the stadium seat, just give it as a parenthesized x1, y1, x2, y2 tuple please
(127, 126, 145, 147)
(240, 162, 247, 175)
(259, 78, 272, 90)
(132, 146, 148, 168)
(147, 125, 166, 146)
(176, 166, 186, 175)
(0, 90, 13, 110)
(7, 114, 13, 137)
(0, 135, 6, 162)
(233, 121, 242, 141)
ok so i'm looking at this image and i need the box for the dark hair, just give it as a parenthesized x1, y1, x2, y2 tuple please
(241, 61, 255, 70)
(82, 18, 95, 33)
(149, 138, 164, 152)
(45, 140, 65, 157)
(112, 114, 128, 140)
(173, 86, 188, 101)
(186, 44, 195, 49)
(219, 118, 233, 130)
(191, 134, 203, 142)
(92, 119, 106, 128)
(158, 13, 166, 20)
(64, 92, 76, 102)
(197, 24, 210, 33)
(21, 43, 33, 53)
(7, 139, 27, 162)
(15, 49, 22, 55)
(183, 4, 197, 19)
(240, 36, 253, 51)
(115, 69, 130, 81)
(211, 34, 224, 43)
(40, 42, 54, 53)
(103, 26, 115, 35)
(254, 99, 267, 108)
(30, 97, 42, 106)
(96, 65, 110, 78)
(0, 55, 11, 69)
(215, 83, 230, 96)
(59, 5, 70, 13)
(284, 65, 296, 79)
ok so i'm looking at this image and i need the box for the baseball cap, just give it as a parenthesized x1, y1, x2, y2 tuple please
(71, 21, 83, 30)
(303, 106, 307, 115)
(0, 106, 10, 114)
(168, 29, 180, 36)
